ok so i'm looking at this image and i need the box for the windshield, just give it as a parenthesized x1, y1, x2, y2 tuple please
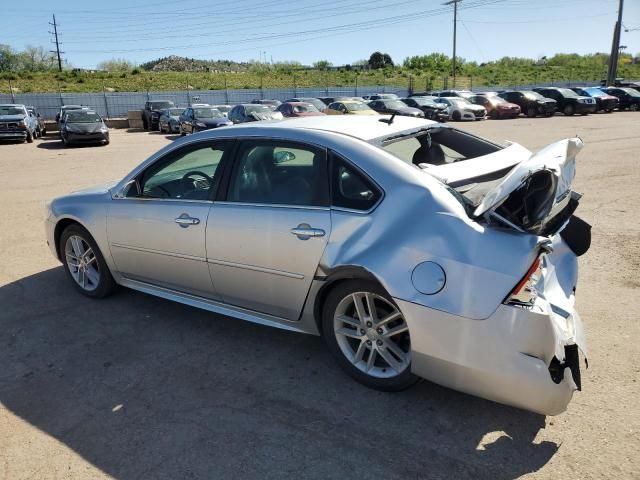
(346, 102, 371, 111)
(410, 98, 435, 106)
(168, 108, 183, 116)
(583, 87, 604, 97)
(194, 108, 223, 118)
(382, 100, 408, 109)
(298, 98, 325, 110)
(213, 105, 231, 113)
(0, 106, 26, 116)
(65, 111, 102, 123)
(292, 103, 319, 113)
(621, 88, 640, 97)
(450, 98, 471, 106)
(150, 101, 174, 110)
(523, 91, 545, 100)
(558, 88, 579, 98)
(245, 105, 272, 114)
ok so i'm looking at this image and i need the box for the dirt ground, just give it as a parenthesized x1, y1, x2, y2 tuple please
(0, 114, 638, 480)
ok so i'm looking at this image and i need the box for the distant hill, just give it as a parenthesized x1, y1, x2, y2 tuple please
(140, 55, 252, 73)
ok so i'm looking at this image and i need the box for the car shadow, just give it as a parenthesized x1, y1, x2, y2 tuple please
(0, 267, 559, 479)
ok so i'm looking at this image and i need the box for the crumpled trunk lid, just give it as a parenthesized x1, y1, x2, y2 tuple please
(473, 138, 583, 236)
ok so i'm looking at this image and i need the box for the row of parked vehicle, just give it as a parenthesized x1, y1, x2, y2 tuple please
(0, 104, 47, 143)
(139, 84, 640, 137)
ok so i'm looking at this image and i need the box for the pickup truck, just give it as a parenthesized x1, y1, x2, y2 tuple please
(142, 100, 175, 130)
(0, 104, 38, 143)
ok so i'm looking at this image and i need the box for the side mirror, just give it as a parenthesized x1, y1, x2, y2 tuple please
(122, 178, 141, 198)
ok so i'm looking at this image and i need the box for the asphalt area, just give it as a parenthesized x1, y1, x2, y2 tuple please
(0, 114, 638, 479)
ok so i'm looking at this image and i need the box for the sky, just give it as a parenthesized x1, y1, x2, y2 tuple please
(2, 0, 639, 69)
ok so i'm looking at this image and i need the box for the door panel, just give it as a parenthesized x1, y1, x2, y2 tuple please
(206, 203, 330, 320)
(108, 201, 216, 299)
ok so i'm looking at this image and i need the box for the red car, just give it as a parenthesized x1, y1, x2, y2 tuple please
(276, 102, 325, 117)
(468, 95, 521, 119)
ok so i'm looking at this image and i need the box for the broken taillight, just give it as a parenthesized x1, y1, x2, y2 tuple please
(504, 255, 543, 306)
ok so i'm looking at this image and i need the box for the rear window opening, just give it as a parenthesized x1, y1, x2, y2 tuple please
(382, 127, 502, 167)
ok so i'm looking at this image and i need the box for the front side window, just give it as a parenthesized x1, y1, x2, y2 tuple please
(331, 153, 381, 211)
(227, 141, 328, 207)
(136, 142, 228, 201)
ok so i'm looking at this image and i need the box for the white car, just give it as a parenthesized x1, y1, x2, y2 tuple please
(439, 97, 486, 121)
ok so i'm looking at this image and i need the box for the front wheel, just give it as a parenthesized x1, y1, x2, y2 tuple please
(630, 103, 639, 112)
(322, 280, 419, 391)
(60, 225, 115, 298)
(26, 131, 34, 143)
(526, 106, 537, 118)
(563, 104, 575, 116)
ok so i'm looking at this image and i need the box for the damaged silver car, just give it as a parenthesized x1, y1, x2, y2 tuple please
(44, 115, 589, 415)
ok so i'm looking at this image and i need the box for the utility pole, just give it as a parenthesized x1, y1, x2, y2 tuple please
(606, 0, 624, 86)
(49, 14, 63, 72)
(443, 0, 461, 88)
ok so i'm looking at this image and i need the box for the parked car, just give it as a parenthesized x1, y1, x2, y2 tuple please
(228, 104, 284, 123)
(602, 87, 640, 111)
(569, 87, 619, 113)
(368, 99, 424, 118)
(284, 97, 327, 112)
(401, 97, 449, 121)
(26, 106, 46, 137)
(436, 90, 474, 99)
(532, 87, 597, 116)
(60, 110, 109, 147)
(324, 100, 378, 115)
(0, 104, 37, 143)
(142, 100, 175, 131)
(498, 91, 557, 117)
(468, 95, 521, 119)
(158, 108, 186, 133)
(318, 97, 336, 105)
(276, 102, 325, 117)
(438, 97, 486, 121)
(475, 91, 499, 97)
(211, 105, 232, 117)
(251, 99, 282, 110)
(45, 115, 589, 415)
(179, 107, 233, 135)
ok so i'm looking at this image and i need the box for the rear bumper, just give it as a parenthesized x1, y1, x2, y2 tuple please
(397, 296, 586, 416)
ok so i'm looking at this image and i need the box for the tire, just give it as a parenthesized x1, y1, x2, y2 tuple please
(630, 103, 639, 112)
(321, 280, 419, 392)
(452, 111, 461, 121)
(59, 224, 115, 298)
(526, 106, 537, 118)
(142, 118, 148, 130)
(490, 110, 498, 120)
(606, 109, 613, 114)
(26, 131, 34, 143)
(42, 128, 47, 137)
(563, 104, 575, 116)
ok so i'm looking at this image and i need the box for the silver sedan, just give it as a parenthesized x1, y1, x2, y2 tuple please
(45, 116, 589, 415)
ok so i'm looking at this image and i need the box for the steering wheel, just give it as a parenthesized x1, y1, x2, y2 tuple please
(181, 170, 212, 192)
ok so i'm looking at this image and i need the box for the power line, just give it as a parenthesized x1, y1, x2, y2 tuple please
(48, 14, 64, 72)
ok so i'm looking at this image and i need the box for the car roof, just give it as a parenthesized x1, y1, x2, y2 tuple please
(224, 115, 437, 142)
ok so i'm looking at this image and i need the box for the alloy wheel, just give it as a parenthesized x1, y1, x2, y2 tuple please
(333, 292, 411, 379)
(64, 235, 100, 292)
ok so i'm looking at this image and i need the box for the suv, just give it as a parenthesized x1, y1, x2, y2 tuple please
(142, 100, 175, 130)
(602, 87, 640, 111)
(26, 106, 46, 137)
(0, 104, 37, 143)
(533, 87, 597, 116)
(570, 87, 619, 113)
(498, 90, 557, 117)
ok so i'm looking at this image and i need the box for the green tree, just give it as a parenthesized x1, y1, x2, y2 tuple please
(97, 58, 135, 72)
(313, 60, 332, 70)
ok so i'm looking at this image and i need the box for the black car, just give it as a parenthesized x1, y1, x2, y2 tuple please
(533, 87, 597, 116)
(26, 106, 46, 137)
(178, 107, 232, 135)
(60, 110, 109, 147)
(228, 104, 284, 123)
(603, 87, 640, 111)
(401, 97, 448, 121)
(569, 87, 619, 113)
(498, 90, 557, 117)
(367, 99, 424, 118)
(142, 100, 175, 130)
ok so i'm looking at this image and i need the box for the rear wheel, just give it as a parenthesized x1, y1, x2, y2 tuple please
(630, 103, 639, 112)
(563, 104, 575, 116)
(322, 280, 419, 391)
(452, 111, 461, 121)
(526, 106, 537, 118)
(60, 224, 115, 298)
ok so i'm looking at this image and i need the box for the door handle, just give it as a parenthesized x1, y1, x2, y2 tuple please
(175, 213, 200, 228)
(290, 223, 325, 240)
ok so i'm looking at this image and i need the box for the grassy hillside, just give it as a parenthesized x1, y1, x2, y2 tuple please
(1, 63, 639, 94)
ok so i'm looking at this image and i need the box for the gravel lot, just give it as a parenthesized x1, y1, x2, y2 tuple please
(0, 114, 638, 479)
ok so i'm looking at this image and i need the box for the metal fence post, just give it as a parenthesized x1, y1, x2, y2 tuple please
(57, 80, 63, 107)
(355, 75, 358, 96)
(102, 83, 110, 120)
(224, 75, 229, 104)
(260, 74, 264, 99)
(293, 73, 297, 97)
(8, 79, 15, 103)
(325, 73, 329, 96)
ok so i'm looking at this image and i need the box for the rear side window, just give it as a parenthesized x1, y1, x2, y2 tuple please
(331, 153, 381, 211)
